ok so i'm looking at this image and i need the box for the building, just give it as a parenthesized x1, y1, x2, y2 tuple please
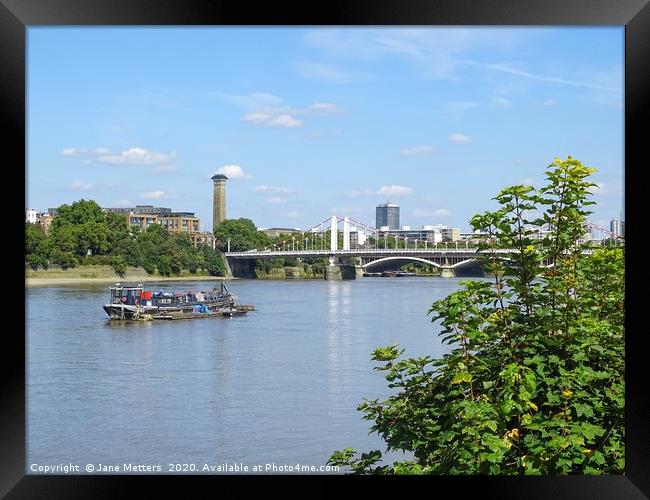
(39, 213, 54, 234)
(610, 217, 625, 238)
(459, 231, 490, 242)
(158, 213, 200, 234)
(126, 212, 200, 233)
(127, 213, 159, 231)
(190, 232, 216, 249)
(441, 227, 461, 242)
(212, 174, 227, 230)
(260, 227, 302, 238)
(104, 205, 171, 215)
(377, 225, 443, 244)
(26, 209, 37, 224)
(376, 202, 400, 230)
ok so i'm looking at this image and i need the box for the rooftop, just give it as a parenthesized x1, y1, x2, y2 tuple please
(211, 174, 228, 181)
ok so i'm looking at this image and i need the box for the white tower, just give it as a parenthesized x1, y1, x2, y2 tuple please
(330, 216, 338, 251)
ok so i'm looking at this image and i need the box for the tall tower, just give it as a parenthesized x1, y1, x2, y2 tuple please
(211, 174, 227, 231)
(375, 201, 400, 230)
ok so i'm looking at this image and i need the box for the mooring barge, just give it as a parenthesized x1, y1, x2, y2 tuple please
(103, 282, 254, 320)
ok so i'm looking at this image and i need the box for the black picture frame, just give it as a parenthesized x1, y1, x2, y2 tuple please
(5, 0, 648, 497)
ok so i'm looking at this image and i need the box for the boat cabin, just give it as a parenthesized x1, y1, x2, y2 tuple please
(109, 284, 146, 306)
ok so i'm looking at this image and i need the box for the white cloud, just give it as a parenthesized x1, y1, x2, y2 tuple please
(493, 97, 512, 107)
(225, 93, 345, 128)
(307, 102, 345, 115)
(443, 101, 479, 116)
(293, 62, 358, 84)
(267, 196, 286, 204)
(303, 29, 492, 78)
(377, 185, 413, 196)
(254, 185, 291, 194)
(303, 29, 617, 94)
(413, 208, 451, 218)
(543, 98, 558, 107)
(267, 114, 302, 128)
(61, 147, 81, 156)
(97, 147, 175, 166)
(210, 92, 283, 110)
(463, 60, 619, 93)
(242, 112, 302, 128)
(93, 147, 110, 155)
(68, 180, 94, 191)
(400, 145, 433, 156)
(449, 133, 471, 144)
(216, 164, 250, 179)
(242, 112, 273, 125)
(286, 211, 300, 218)
(140, 190, 177, 200)
(140, 190, 166, 199)
(113, 199, 132, 206)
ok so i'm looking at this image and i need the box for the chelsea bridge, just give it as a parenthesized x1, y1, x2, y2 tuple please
(223, 216, 621, 280)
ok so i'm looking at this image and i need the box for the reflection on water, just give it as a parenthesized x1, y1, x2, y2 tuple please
(27, 277, 476, 471)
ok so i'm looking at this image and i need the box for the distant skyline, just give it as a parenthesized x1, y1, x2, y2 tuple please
(27, 27, 624, 231)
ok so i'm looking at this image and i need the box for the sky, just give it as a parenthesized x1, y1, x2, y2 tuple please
(27, 27, 624, 232)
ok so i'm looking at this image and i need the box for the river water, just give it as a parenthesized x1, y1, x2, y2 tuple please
(26, 277, 475, 474)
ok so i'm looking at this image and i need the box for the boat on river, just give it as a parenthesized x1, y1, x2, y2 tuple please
(103, 282, 254, 321)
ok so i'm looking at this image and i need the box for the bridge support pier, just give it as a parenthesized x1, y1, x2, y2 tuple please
(440, 265, 455, 278)
(226, 258, 255, 278)
(223, 256, 233, 278)
(324, 256, 357, 280)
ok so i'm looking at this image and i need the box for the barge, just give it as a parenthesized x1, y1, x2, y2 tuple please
(103, 282, 254, 321)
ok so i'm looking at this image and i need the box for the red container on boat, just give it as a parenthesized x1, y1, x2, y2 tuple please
(141, 290, 152, 300)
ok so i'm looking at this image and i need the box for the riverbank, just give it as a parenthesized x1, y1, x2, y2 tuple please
(25, 265, 233, 287)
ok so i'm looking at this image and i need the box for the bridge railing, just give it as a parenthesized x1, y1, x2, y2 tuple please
(225, 248, 505, 257)
(225, 247, 597, 257)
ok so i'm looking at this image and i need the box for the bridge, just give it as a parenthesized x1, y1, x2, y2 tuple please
(225, 248, 491, 278)
(223, 215, 616, 280)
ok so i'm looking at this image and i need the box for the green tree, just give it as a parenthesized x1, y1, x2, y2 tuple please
(157, 255, 172, 277)
(52, 249, 78, 270)
(50, 224, 77, 254)
(214, 218, 269, 252)
(25, 224, 48, 270)
(52, 199, 105, 227)
(136, 224, 169, 275)
(201, 245, 226, 276)
(329, 157, 624, 475)
(109, 255, 127, 279)
(50, 200, 110, 258)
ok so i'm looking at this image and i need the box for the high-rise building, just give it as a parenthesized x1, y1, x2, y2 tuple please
(376, 202, 400, 230)
(211, 174, 227, 231)
(610, 217, 625, 238)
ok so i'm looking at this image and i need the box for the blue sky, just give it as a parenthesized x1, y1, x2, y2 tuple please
(27, 27, 624, 232)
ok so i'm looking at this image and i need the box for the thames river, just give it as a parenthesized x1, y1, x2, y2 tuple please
(26, 277, 473, 473)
